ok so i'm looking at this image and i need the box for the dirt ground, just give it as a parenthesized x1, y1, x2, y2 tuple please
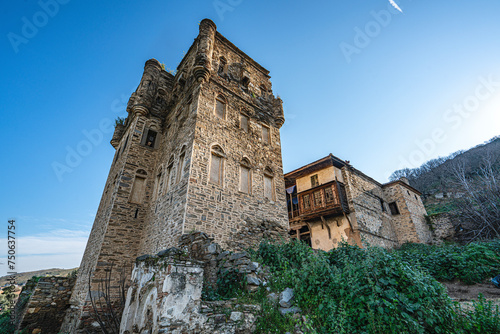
(442, 280, 500, 301)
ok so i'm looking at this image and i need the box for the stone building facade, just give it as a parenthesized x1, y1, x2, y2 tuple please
(285, 154, 432, 251)
(62, 19, 288, 332)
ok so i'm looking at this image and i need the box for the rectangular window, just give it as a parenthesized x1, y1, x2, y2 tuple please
(310, 174, 319, 188)
(262, 125, 270, 144)
(239, 166, 251, 193)
(240, 114, 249, 132)
(302, 194, 311, 211)
(144, 130, 157, 148)
(389, 202, 400, 215)
(176, 153, 185, 183)
(264, 175, 274, 200)
(210, 154, 222, 185)
(215, 99, 225, 119)
(129, 176, 146, 204)
(325, 187, 334, 203)
(313, 190, 322, 207)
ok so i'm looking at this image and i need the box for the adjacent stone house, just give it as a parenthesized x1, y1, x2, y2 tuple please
(285, 154, 432, 251)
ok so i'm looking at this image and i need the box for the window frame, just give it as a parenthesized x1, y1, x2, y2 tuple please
(389, 202, 400, 215)
(262, 124, 271, 144)
(209, 145, 225, 186)
(240, 113, 249, 133)
(310, 174, 319, 188)
(141, 128, 159, 149)
(214, 95, 227, 120)
(239, 158, 252, 194)
(263, 168, 275, 201)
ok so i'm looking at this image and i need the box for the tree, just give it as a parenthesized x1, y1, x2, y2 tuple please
(451, 153, 500, 242)
(88, 263, 128, 334)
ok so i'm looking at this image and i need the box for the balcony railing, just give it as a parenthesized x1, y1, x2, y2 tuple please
(288, 181, 349, 221)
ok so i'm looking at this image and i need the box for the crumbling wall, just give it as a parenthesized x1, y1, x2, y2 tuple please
(17, 276, 76, 333)
(427, 213, 455, 242)
(178, 231, 272, 289)
(120, 242, 261, 334)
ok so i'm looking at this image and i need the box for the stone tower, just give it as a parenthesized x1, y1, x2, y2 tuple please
(62, 19, 288, 331)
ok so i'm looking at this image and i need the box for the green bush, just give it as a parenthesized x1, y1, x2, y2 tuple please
(253, 239, 500, 334)
(396, 240, 500, 284)
(0, 311, 14, 334)
(455, 295, 500, 334)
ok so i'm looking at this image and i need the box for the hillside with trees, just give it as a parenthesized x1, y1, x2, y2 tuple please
(390, 135, 500, 242)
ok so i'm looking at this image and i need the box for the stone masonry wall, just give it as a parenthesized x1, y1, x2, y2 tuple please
(428, 213, 455, 242)
(17, 276, 76, 333)
(137, 43, 200, 255)
(342, 168, 399, 248)
(383, 183, 433, 244)
(184, 63, 288, 249)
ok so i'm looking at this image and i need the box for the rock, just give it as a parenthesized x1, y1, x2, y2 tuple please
(136, 254, 152, 261)
(207, 243, 218, 254)
(217, 251, 230, 260)
(279, 306, 302, 315)
(230, 252, 249, 261)
(230, 311, 243, 321)
(246, 275, 261, 286)
(247, 284, 259, 293)
(280, 288, 294, 308)
(267, 292, 278, 304)
(157, 247, 182, 257)
(247, 261, 259, 271)
(32, 329, 42, 334)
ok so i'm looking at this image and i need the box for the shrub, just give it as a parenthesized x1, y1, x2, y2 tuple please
(396, 240, 500, 284)
(253, 239, 500, 333)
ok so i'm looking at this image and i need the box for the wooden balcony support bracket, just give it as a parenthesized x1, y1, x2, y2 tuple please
(320, 216, 331, 239)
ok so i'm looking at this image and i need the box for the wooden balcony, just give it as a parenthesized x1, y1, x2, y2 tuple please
(288, 181, 349, 222)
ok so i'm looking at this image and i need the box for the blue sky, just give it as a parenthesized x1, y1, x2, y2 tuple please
(1, 0, 500, 274)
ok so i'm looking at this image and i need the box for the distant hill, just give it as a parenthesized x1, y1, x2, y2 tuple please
(0, 268, 78, 287)
(390, 135, 500, 214)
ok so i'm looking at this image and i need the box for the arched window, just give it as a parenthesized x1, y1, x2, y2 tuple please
(240, 111, 249, 133)
(210, 145, 225, 185)
(218, 57, 227, 75)
(264, 167, 274, 201)
(176, 146, 186, 184)
(130, 169, 148, 204)
(239, 158, 252, 194)
(215, 95, 226, 119)
(165, 156, 174, 193)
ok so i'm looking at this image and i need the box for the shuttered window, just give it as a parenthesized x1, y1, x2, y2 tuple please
(303, 194, 311, 210)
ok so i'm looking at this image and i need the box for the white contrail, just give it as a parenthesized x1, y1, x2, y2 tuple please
(389, 0, 403, 13)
